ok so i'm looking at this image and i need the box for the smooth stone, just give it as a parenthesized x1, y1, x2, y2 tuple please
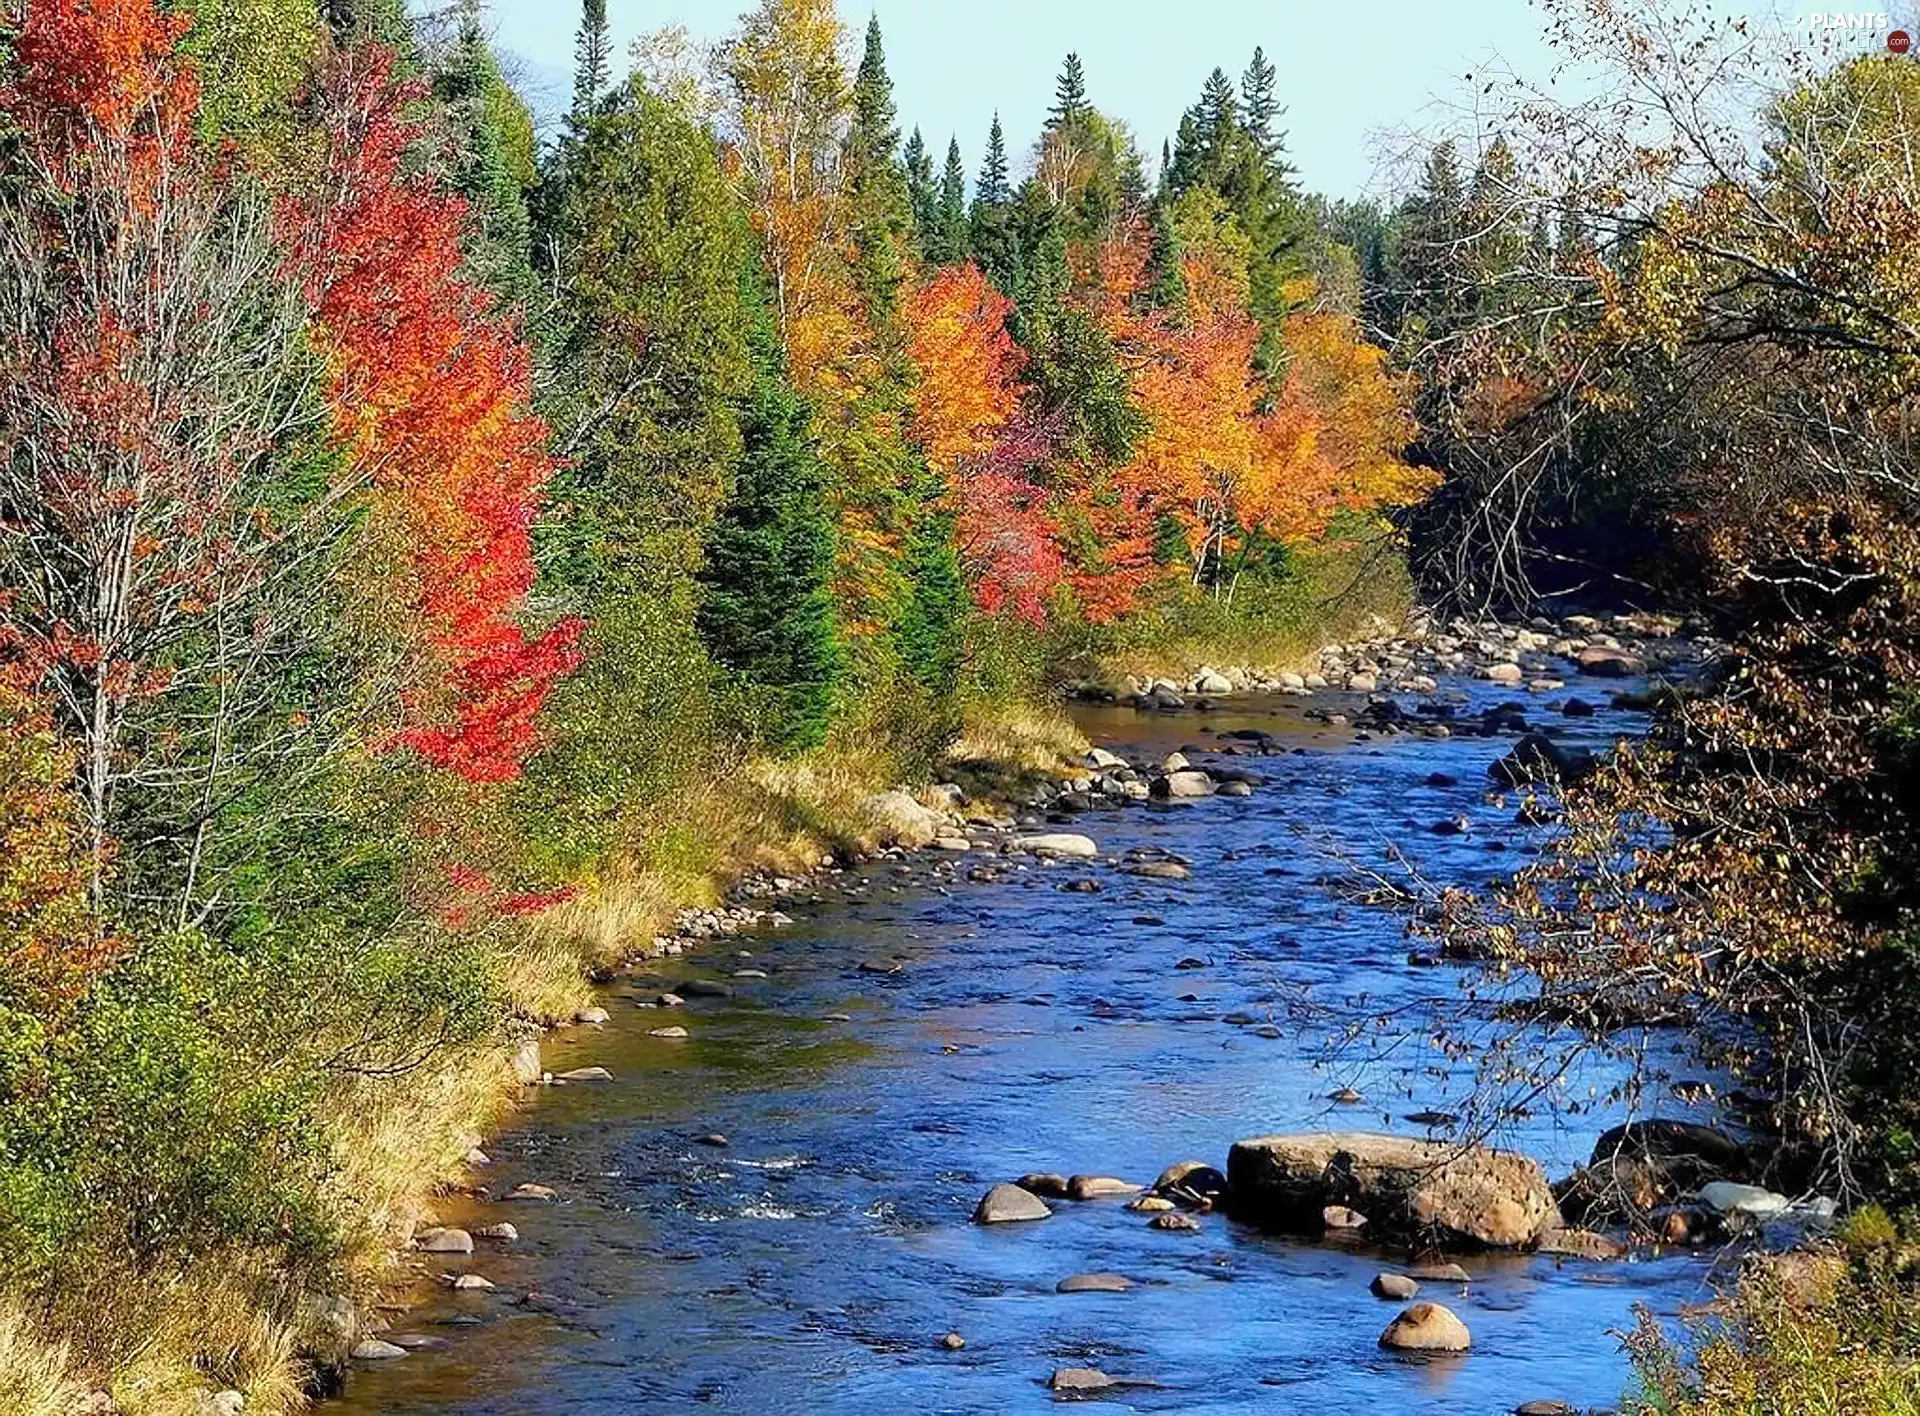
(1056, 1272, 1135, 1293)
(555, 1066, 612, 1083)
(1328, 1087, 1365, 1105)
(648, 1026, 690, 1039)
(1128, 1195, 1176, 1212)
(1067, 1175, 1143, 1200)
(1153, 1161, 1226, 1198)
(1408, 1262, 1471, 1284)
(474, 1222, 518, 1241)
(576, 1006, 610, 1025)
(414, 1226, 473, 1255)
(694, 1133, 730, 1148)
(1151, 770, 1216, 800)
(1538, 1226, 1629, 1259)
(506, 1183, 557, 1202)
(676, 979, 733, 998)
(1049, 1368, 1116, 1392)
(1015, 1173, 1072, 1198)
(1217, 780, 1253, 797)
(1371, 1272, 1419, 1300)
(351, 1338, 408, 1361)
(1124, 860, 1192, 880)
(448, 1274, 495, 1290)
(1323, 1204, 1368, 1230)
(1012, 833, 1099, 859)
(1149, 1211, 1200, 1232)
(655, 993, 686, 1007)
(1379, 1301, 1472, 1352)
(940, 1332, 966, 1351)
(973, 1183, 1052, 1224)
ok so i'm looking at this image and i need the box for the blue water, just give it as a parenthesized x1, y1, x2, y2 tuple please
(332, 675, 1722, 1414)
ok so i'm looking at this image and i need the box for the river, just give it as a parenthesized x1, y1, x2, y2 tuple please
(331, 669, 1722, 1415)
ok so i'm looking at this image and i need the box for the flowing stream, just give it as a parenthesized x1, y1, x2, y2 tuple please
(331, 669, 1724, 1415)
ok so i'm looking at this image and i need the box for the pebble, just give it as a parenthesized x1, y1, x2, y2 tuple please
(940, 1332, 966, 1351)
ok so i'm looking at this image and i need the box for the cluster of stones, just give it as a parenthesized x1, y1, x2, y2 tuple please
(1065, 609, 1713, 711)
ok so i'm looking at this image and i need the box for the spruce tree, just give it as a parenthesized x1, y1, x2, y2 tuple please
(698, 262, 844, 754)
(904, 128, 938, 255)
(977, 113, 1011, 206)
(573, 0, 611, 121)
(892, 470, 966, 702)
(969, 115, 1018, 294)
(1144, 196, 1187, 318)
(935, 138, 967, 265)
(845, 16, 912, 330)
(1046, 53, 1090, 133)
(1240, 47, 1280, 162)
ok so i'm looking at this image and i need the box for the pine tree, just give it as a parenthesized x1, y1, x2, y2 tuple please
(969, 114, 1018, 293)
(892, 470, 966, 701)
(904, 128, 937, 255)
(977, 113, 1011, 206)
(845, 15, 912, 330)
(1240, 47, 1280, 162)
(1046, 53, 1090, 133)
(325, 0, 416, 65)
(935, 137, 967, 264)
(573, 0, 610, 121)
(1145, 195, 1187, 318)
(699, 260, 844, 753)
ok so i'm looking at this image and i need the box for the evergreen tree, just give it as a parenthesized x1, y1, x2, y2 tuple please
(977, 112, 1011, 205)
(1240, 47, 1281, 162)
(904, 128, 938, 256)
(935, 137, 967, 264)
(1046, 53, 1090, 133)
(969, 114, 1018, 293)
(699, 263, 845, 753)
(891, 471, 966, 701)
(573, 0, 611, 121)
(845, 16, 912, 331)
(1144, 195, 1188, 318)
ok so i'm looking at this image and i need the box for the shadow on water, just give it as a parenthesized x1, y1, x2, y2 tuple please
(332, 674, 1721, 1415)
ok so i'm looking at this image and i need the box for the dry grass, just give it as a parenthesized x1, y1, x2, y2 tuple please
(0, 713, 1085, 1416)
(0, 1302, 90, 1416)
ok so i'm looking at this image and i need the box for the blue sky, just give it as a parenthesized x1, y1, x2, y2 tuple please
(481, 1, 1904, 198)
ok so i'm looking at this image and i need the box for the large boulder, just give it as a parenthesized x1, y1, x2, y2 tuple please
(1012, 832, 1099, 859)
(1379, 1302, 1471, 1352)
(1559, 1119, 1748, 1224)
(1489, 732, 1597, 787)
(1227, 1132, 1559, 1248)
(859, 789, 946, 850)
(973, 1183, 1052, 1224)
(1151, 770, 1215, 800)
(1576, 646, 1646, 678)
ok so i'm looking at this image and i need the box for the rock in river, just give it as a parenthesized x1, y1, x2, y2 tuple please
(973, 1183, 1052, 1224)
(414, 1226, 473, 1255)
(1226, 1132, 1559, 1248)
(351, 1338, 408, 1361)
(1371, 1272, 1419, 1300)
(1576, 646, 1645, 678)
(1056, 1272, 1135, 1293)
(1151, 770, 1216, 800)
(1067, 1174, 1143, 1200)
(1016, 1173, 1072, 1198)
(1049, 1368, 1116, 1392)
(1013, 833, 1100, 859)
(1379, 1301, 1472, 1352)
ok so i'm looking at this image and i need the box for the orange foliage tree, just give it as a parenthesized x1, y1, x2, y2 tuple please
(284, 49, 580, 785)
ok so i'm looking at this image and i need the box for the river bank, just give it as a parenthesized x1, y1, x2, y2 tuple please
(313, 620, 1765, 1416)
